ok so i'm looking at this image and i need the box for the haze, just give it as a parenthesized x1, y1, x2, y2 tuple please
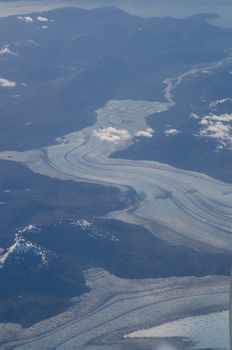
(0, 0, 231, 27)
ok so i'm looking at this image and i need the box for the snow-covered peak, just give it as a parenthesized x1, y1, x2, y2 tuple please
(0, 235, 49, 269)
(71, 219, 93, 229)
(71, 218, 119, 241)
(18, 224, 41, 234)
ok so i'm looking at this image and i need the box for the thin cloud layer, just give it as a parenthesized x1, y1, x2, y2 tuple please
(0, 78, 16, 88)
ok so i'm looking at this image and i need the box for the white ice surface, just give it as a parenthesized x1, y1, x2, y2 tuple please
(127, 311, 230, 349)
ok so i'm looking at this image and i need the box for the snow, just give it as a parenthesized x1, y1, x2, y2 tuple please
(71, 219, 119, 241)
(18, 224, 40, 234)
(0, 235, 48, 268)
(71, 219, 93, 229)
(127, 311, 230, 349)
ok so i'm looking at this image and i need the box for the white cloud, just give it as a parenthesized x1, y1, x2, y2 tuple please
(135, 128, 154, 138)
(0, 46, 14, 56)
(37, 16, 49, 22)
(25, 121, 32, 127)
(209, 98, 231, 108)
(41, 25, 48, 29)
(198, 113, 232, 149)
(189, 113, 200, 119)
(164, 128, 181, 136)
(93, 127, 131, 143)
(216, 144, 224, 151)
(200, 121, 231, 142)
(17, 16, 33, 23)
(0, 78, 16, 88)
(202, 113, 232, 123)
(199, 118, 209, 125)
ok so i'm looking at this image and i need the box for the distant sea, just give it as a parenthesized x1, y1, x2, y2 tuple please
(0, 0, 231, 28)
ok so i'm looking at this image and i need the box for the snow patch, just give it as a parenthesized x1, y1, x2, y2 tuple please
(71, 219, 119, 241)
(71, 219, 93, 229)
(18, 224, 41, 234)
